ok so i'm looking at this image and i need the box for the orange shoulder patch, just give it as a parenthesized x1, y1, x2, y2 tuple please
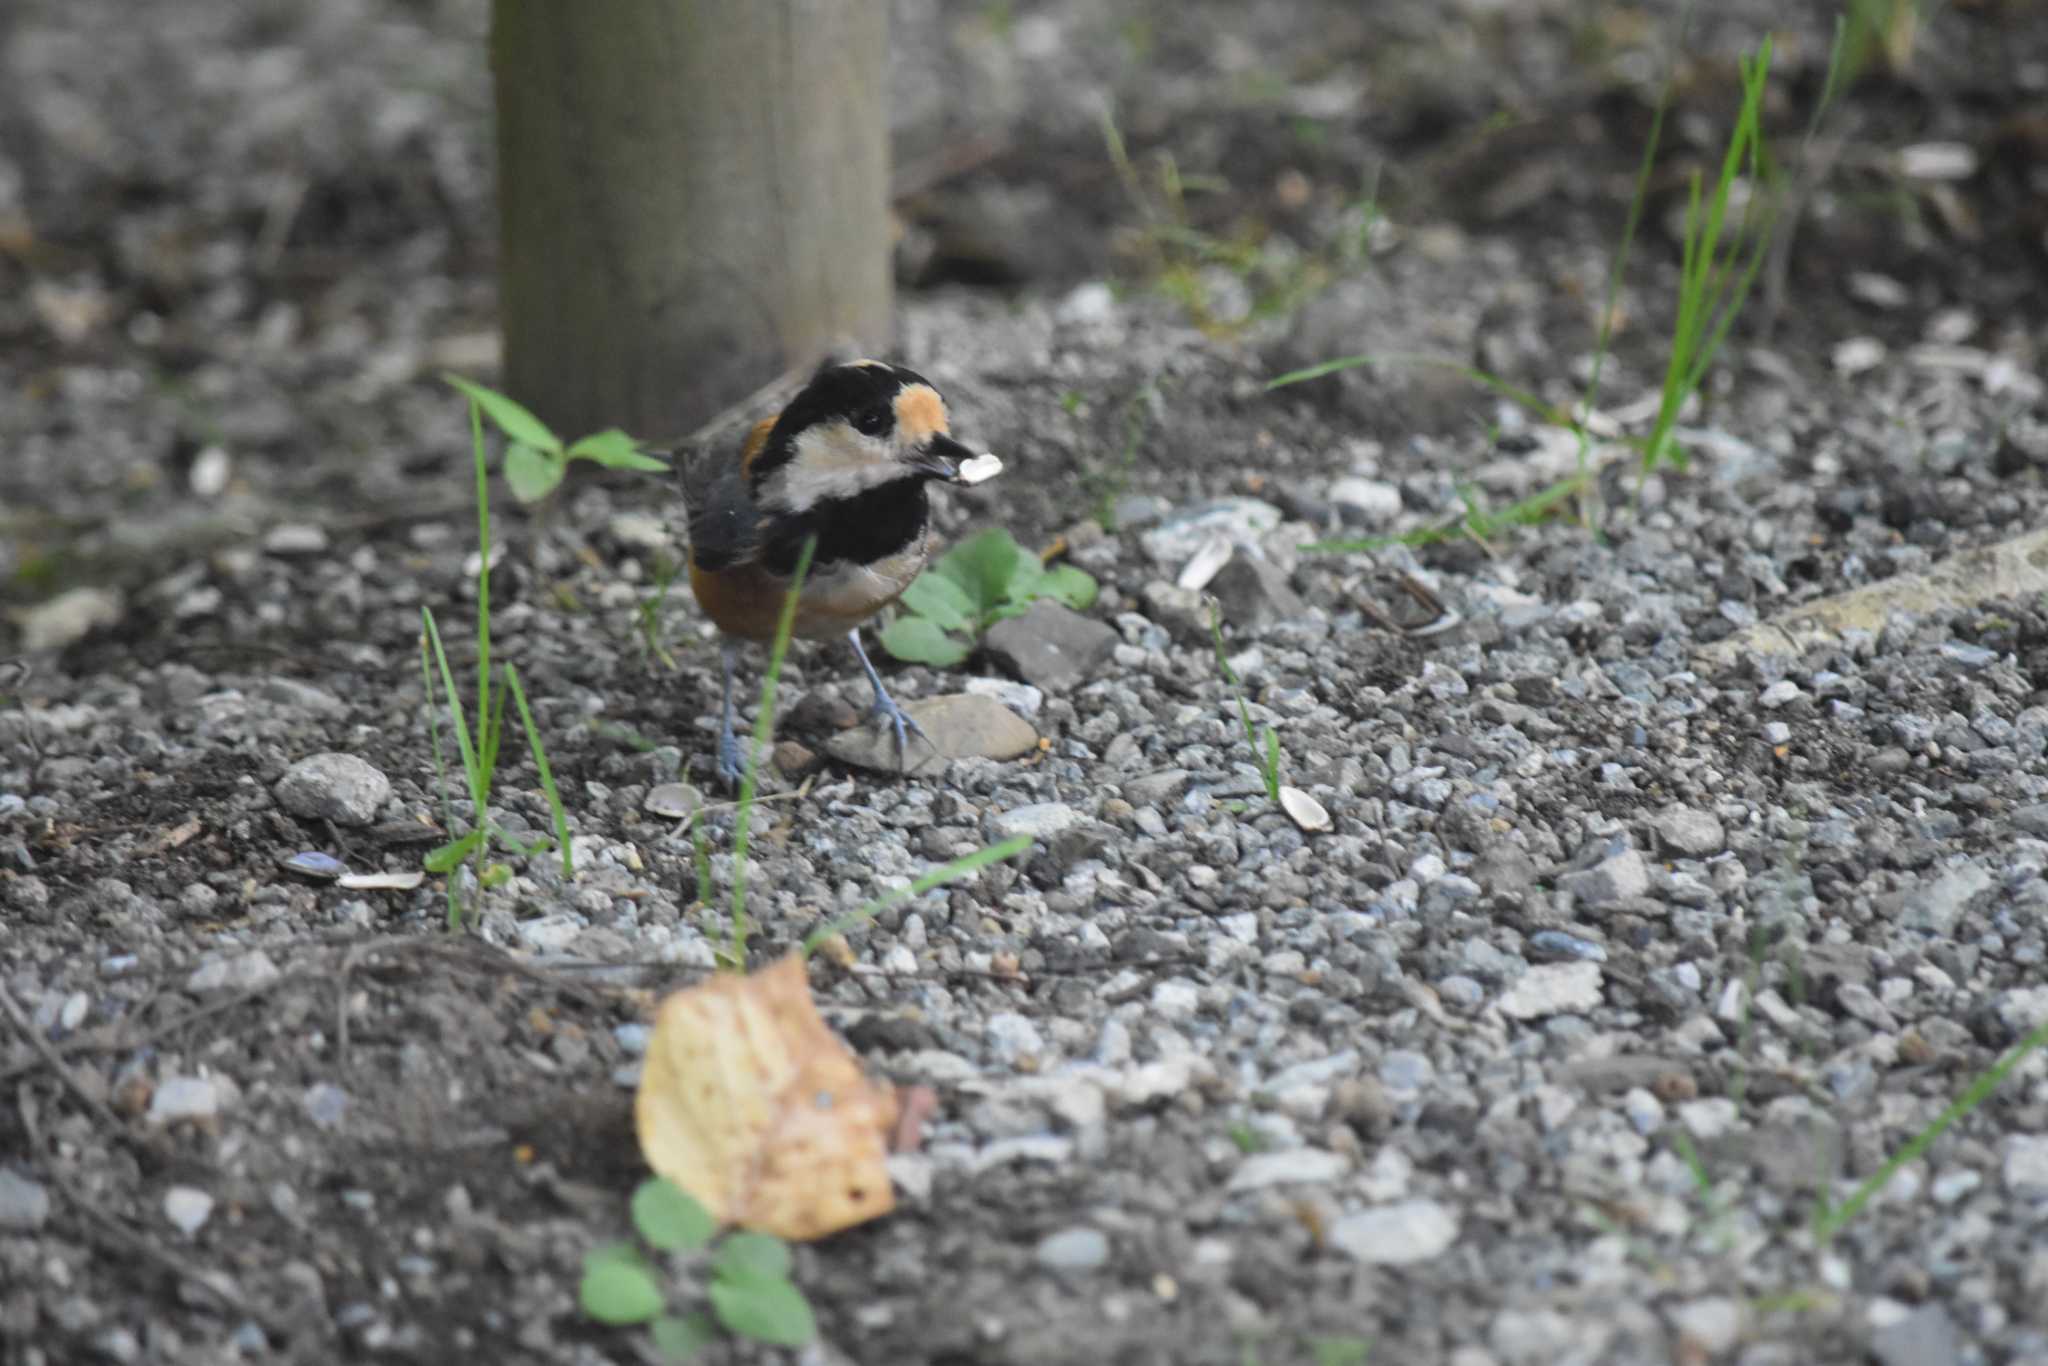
(737, 417, 778, 476)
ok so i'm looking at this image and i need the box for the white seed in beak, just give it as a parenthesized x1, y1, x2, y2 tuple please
(954, 453, 1004, 486)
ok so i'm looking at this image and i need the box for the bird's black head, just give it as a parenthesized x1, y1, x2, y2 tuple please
(746, 359, 980, 512)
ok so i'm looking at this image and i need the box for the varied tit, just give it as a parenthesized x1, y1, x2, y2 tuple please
(680, 359, 1001, 788)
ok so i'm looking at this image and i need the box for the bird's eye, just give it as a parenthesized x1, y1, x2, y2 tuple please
(853, 406, 893, 437)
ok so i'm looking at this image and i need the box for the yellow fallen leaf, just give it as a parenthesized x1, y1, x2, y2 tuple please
(635, 953, 899, 1241)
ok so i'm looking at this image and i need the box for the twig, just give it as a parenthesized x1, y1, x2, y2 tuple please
(0, 980, 129, 1135)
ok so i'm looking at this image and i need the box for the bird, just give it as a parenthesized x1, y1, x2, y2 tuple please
(679, 359, 999, 789)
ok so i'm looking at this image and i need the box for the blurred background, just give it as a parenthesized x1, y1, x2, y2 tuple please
(1, 0, 2043, 648)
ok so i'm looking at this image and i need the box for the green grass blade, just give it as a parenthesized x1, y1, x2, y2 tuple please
(802, 835, 1035, 954)
(506, 663, 572, 877)
(423, 607, 485, 810)
(468, 397, 494, 759)
(727, 535, 816, 969)
(1813, 1010, 2048, 1242)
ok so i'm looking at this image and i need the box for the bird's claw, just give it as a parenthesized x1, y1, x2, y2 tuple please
(869, 693, 932, 771)
(715, 728, 744, 792)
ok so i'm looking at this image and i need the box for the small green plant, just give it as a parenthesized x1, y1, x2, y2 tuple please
(635, 552, 684, 672)
(442, 374, 670, 504)
(1638, 38, 1775, 473)
(879, 529, 1097, 668)
(419, 396, 574, 928)
(1084, 380, 1157, 530)
(1207, 602, 1281, 802)
(580, 1178, 815, 1357)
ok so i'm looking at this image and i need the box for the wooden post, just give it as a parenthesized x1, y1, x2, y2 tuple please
(490, 0, 891, 439)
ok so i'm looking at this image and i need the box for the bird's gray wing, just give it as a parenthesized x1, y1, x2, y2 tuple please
(677, 449, 758, 572)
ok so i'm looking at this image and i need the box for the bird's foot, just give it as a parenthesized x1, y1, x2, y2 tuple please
(715, 726, 745, 792)
(868, 690, 933, 771)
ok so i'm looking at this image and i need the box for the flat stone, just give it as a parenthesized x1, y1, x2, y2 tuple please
(275, 753, 392, 827)
(1653, 806, 1725, 857)
(149, 1076, 221, 1125)
(1140, 497, 1284, 567)
(1496, 962, 1604, 1020)
(825, 694, 1038, 775)
(989, 802, 1082, 842)
(1035, 1226, 1110, 1272)
(1206, 551, 1308, 629)
(2004, 1134, 2048, 1196)
(1227, 1148, 1349, 1192)
(1328, 1199, 1460, 1265)
(17, 586, 123, 651)
(1905, 861, 1990, 934)
(982, 601, 1116, 691)
(1328, 477, 1402, 526)
(163, 1186, 215, 1235)
(1870, 1304, 1962, 1366)
(1668, 1298, 1742, 1355)
(186, 950, 281, 995)
(1556, 849, 1649, 906)
(0, 1168, 51, 1231)
(1123, 770, 1191, 806)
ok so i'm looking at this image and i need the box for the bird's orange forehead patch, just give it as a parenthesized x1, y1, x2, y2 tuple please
(893, 385, 948, 445)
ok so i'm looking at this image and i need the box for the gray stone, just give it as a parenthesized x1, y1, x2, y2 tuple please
(1139, 497, 1284, 567)
(1206, 551, 1308, 629)
(149, 1076, 221, 1125)
(1668, 1298, 1742, 1355)
(1999, 987, 2048, 1036)
(2014, 803, 2048, 838)
(983, 1012, 1045, 1066)
(982, 600, 1117, 691)
(1556, 849, 1649, 906)
(163, 1185, 215, 1235)
(1035, 1226, 1110, 1272)
(1328, 1199, 1459, 1265)
(1496, 962, 1604, 1019)
(1123, 769, 1191, 806)
(1904, 860, 1991, 934)
(275, 753, 392, 827)
(1227, 1148, 1349, 1192)
(1870, 1304, 1962, 1366)
(186, 950, 281, 995)
(961, 677, 1045, 719)
(989, 802, 1082, 842)
(0, 1168, 50, 1231)
(304, 1083, 350, 1130)
(1138, 580, 1212, 643)
(1653, 806, 1725, 857)
(2004, 1134, 2048, 1196)
(825, 694, 1038, 775)
(1328, 477, 1402, 526)
(18, 586, 123, 651)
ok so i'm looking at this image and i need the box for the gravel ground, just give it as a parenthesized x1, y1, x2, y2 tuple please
(5, 1, 2048, 1364)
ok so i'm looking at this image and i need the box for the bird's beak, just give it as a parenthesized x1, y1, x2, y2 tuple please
(905, 431, 978, 483)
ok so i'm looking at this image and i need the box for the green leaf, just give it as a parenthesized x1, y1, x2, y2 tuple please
(711, 1232, 792, 1281)
(897, 571, 977, 633)
(1034, 563, 1099, 610)
(631, 1179, 716, 1252)
(579, 1256, 664, 1326)
(568, 428, 670, 471)
(443, 374, 561, 453)
(879, 615, 971, 667)
(423, 828, 483, 873)
(934, 528, 1028, 618)
(503, 442, 564, 503)
(651, 1312, 719, 1360)
(708, 1272, 815, 1347)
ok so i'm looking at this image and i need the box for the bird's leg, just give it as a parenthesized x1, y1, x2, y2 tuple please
(848, 629, 932, 770)
(716, 640, 744, 790)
